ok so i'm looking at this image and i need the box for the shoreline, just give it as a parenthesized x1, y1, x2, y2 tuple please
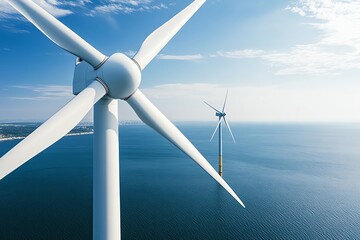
(0, 132, 94, 142)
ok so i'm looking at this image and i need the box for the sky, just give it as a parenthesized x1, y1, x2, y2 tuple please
(1, 0, 360, 123)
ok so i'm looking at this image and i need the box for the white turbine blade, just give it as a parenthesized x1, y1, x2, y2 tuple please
(127, 89, 245, 207)
(210, 118, 222, 142)
(0, 81, 107, 180)
(204, 101, 221, 113)
(222, 89, 229, 113)
(133, 0, 206, 70)
(7, 0, 107, 68)
(223, 117, 236, 144)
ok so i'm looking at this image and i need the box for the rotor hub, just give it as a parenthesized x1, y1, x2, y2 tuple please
(98, 53, 141, 99)
(216, 112, 226, 117)
(73, 53, 141, 99)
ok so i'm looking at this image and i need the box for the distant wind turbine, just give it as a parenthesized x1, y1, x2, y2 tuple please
(204, 89, 236, 177)
(0, 1, 244, 240)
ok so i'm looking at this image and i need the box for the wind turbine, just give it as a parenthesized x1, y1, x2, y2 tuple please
(204, 89, 236, 177)
(0, 0, 245, 239)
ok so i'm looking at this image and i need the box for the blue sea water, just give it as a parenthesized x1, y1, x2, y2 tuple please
(0, 123, 359, 239)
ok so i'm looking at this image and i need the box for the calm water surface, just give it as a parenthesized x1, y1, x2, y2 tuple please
(0, 123, 359, 239)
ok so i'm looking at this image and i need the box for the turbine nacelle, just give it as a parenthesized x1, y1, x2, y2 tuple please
(216, 112, 226, 117)
(73, 53, 141, 99)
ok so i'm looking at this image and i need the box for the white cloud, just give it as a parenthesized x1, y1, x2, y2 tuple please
(219, 0, 360, 75)
(287, 0, 360, 47)
(87, 0, 168, 16)
(109, 0, 152, 6)
(217, 46, 360, 75)
(0, 0, 170, 35)
(89, 4, 136, 15)
(0, 2, 17, 19)
(217, 49, 265, 59)
(262, 45, 360, 75)
(0, 1, 73, 19)
(0, 0, 166, 20)
(278, 0, 360, 74)
(52, 0, 91, 7)
(157, 54, 204, 61)
(11, 85, 72, 100)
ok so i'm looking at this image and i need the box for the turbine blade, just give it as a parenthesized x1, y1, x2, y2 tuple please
(222, 89, 229, 112)
(204, 101, 221, 113)
(0, 81, 107, 180)
(133, 0, 206, 70)
(127, 89, 245, 207)
(7, 0, 107, 68)
(210, 118, 222, 142)
(223, 117, 236, 144)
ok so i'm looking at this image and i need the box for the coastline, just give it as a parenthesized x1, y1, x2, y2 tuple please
(0, 131, 94, 142)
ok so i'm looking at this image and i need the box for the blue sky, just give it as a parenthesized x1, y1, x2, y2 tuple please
(1, 0, 360, 122)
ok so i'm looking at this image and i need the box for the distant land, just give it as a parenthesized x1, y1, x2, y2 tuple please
(0, 121, 142, 142)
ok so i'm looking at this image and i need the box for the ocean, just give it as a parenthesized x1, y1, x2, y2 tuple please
(0, 123, 359, 239)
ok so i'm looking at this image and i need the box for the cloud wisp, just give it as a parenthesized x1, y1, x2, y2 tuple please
(216, 49, 265, 59)
(0, 0, 169, 20)
(218, 0, 360, 75)
(11, 85, 72, 100)
(86, 0, 168, 16)
(0, 0, 76, 19)
(157, 54, 204, 61)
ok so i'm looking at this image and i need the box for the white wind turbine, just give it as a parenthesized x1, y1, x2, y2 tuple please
(204, 89, 236, 177)
(0, 0, 245, 239)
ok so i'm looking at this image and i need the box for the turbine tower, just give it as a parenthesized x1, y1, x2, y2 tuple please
(0, 1, 245, 240)
(204, 89, 236, 177)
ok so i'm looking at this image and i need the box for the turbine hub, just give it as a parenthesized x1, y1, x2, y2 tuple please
(72, 53, 141, 99)
(216, 112, 226, 117)
(99, 53, 141, 99)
